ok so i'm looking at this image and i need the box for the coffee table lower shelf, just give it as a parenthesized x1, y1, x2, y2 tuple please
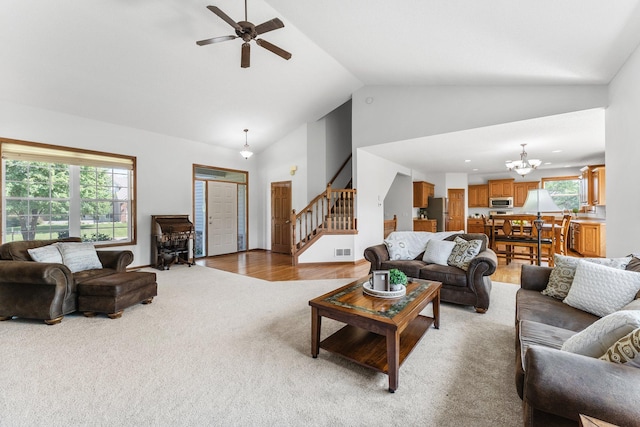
(319, 314, 434, 373)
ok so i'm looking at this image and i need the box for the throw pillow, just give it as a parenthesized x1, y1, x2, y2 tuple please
(563, 261, 640, 318)
(422, 239, 456, 266)
(384, 231, 433, 260)
(447, 236, 482, 271)
(55, 242, 103, 273)
(27, 245, 63, 264)
(542, 254, 632, 300)
(599, 328, 640, 368)
(561, 310, 640, 357)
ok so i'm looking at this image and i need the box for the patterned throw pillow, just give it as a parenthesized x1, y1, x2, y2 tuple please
(542, 254, 632, 300)
(422, 239, 456, 266)
(600, 328, 640, 368)
(561, 310, 640, 357)
(27, 245, 63, 264)
(447, 237, 482, 271)
(563, 261, 640, 317)
(55, 242, 103, 273)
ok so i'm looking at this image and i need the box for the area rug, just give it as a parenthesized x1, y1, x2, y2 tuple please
(0, 266, 522, 426)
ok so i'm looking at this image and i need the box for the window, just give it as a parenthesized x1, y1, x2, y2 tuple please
(542, 176, 580, 212)
(1, 139, 136, 246)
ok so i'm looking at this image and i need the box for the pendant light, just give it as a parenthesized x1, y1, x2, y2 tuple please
(505, 143, 541, 177)
(240, 128, 253, 159)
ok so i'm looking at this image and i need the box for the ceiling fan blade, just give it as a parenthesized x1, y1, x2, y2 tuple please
(196, 35, 237, 46)
(255, 18, 284, 35)
(241, 42, 250, 68)
(256, 39, 292, 60)
(206, 6, 242, 31)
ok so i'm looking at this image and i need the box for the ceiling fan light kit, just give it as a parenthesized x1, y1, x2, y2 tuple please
(505, 143, 541, 177)
(196, 1, 292, 68)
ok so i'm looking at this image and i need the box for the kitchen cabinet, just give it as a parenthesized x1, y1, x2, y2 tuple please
(513, 181, 539, 207)
(468, 184, 489, 207)
(571, 221, 606, 257)
(579, 165, 605, 207)
(413, 219, 437, 232)
(467, 218, 485, 234)
(592, 166, 606, 206)
(488, 178, 514, 198)
(413, 181, 435, 207)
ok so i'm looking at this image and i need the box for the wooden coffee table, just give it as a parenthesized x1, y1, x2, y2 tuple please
(309, 277, 441, 392)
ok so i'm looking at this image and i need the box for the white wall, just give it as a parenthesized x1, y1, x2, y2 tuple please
(352, 85, 608, 149)
(383, 173, 413, 231)
(257, 124, 308, 250)
(0, 100, 260, 267)
(606, 42, 640, 257)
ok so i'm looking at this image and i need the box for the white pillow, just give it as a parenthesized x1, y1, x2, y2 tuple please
(55, 242, 103, 273)
(561, 310, 640, 357)
(542, 254, 632, 300)
(27, 245, 63, 264)
(563, 261, 640, 317)
(384, 232, 433, 260)
(422, 239, 456, 266)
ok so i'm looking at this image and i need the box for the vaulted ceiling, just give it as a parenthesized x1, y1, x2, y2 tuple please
(2, 1, 640, 173)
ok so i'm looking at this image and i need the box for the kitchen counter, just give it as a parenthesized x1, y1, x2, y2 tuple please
(570, 218, 606, 225)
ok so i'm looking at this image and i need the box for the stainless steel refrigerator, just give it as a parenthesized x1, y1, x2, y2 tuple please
(425, 197, 448, 232)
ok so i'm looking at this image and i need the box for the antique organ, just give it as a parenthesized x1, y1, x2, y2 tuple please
(151, 215, 195, 270)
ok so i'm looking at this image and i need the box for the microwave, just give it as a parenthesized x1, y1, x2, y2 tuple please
(489, 197, 514, 209)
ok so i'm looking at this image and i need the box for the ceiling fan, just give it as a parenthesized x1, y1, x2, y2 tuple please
(196, 1, 292, 68)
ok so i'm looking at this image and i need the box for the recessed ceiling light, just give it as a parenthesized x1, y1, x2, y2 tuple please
(472, 168, 479, 171)
(544, 162, 552, 165)
(464, 159, 471, 163)
(552, 150, 562, 153)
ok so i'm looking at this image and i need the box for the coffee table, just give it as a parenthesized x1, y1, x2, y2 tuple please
(309, 277, 441, 392)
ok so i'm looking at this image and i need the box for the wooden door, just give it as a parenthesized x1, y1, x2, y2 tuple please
(207, 181, 238, 256)
(271, 181, 292, 254)
(447, 188, 465, 231)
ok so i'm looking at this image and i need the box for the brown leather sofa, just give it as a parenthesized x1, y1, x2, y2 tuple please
(0, 237, 153, 324)
(516, 262, 640, 426)
(364, 233, 497, 312)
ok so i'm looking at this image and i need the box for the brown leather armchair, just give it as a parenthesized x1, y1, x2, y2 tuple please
(0, 238, 133, 324)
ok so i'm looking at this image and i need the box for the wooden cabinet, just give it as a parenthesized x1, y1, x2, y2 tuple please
(513, 181, 539, 207)
(468, 184, 489, 207)
(467, 218, 485, 234)
(413, 219, 437, 232)
(592, 166, 606, 206)
(488, 178, 514, 198)
(580, 165, 606, 207)
(413, 181, 435, 207)
(571, 221, 606, 257)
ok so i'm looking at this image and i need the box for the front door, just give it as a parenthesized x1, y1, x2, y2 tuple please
(207, 181, 238, 256)
(271, 181, 292, 254)
(447, 188, 465, 231)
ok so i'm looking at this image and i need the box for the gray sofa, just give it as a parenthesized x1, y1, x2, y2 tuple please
(364, 233, 497, 312)
(516, 261, 640, 426)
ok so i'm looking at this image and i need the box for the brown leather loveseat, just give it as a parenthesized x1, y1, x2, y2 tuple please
(0, 237, 154, 324)
(516, 262, 640, 426)
(364, 233, 497, 312)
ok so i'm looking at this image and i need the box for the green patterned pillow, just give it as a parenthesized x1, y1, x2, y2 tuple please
(599, 328, 640, 368)
(542, 254, 632, 300)
(447, 237, 482, 271)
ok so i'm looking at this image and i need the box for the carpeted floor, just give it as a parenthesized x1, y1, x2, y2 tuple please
(0, 265, 522, 426)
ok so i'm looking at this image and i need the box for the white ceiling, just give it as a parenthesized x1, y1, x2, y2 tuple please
(2, 0, 640, 173)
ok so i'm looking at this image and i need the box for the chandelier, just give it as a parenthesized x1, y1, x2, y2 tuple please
(240, 129, 253, 159)
(505, 144, 541, 177)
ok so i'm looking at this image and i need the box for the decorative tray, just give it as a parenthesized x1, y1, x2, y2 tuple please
(362, 282, 406, 299)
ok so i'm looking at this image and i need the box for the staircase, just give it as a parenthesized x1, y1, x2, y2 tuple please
(290, 155, 357, 265)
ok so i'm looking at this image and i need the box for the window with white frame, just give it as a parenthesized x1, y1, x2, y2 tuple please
(1, 139, 136, 246)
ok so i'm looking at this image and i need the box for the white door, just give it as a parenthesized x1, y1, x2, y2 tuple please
(207, 181, 238, 256)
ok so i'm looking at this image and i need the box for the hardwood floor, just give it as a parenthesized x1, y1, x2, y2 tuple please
(197, 249, 538, 284)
